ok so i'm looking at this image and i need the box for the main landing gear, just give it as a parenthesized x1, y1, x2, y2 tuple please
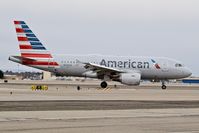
(100, 81, 108, 88)
(161, 81, 167, 90)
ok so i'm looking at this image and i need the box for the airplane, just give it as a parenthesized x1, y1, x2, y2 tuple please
(9, 21, 192, 89)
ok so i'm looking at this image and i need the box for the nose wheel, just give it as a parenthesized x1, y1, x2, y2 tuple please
(161, 81, 167, 89)
(161, 85, 167, 89)
(101, 81, 108, 88)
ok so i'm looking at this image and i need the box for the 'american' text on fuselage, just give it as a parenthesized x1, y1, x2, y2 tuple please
(100, 59, 150, 69)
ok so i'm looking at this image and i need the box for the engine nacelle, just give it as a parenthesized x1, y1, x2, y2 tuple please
(119, 73, 141, 85)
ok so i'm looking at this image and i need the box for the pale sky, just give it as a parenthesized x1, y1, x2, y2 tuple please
(0, 0, 199, 75)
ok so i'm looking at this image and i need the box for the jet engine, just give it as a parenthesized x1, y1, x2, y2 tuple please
(119, 73, 141, 85)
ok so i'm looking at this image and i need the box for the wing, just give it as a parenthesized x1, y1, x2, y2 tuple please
(82, 62, 124, 77)
(78, 60, 141, 82)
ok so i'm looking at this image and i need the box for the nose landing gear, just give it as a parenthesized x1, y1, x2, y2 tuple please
(161, 81, 167, 89)
(161, 85, 167, 89)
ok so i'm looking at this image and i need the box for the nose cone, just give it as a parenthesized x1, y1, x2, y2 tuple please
(183, 68, 192, 77)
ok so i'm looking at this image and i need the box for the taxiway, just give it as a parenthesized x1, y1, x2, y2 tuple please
(0, 80, 199, 133)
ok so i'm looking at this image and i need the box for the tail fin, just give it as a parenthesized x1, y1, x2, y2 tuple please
(13, 21, 58, 67)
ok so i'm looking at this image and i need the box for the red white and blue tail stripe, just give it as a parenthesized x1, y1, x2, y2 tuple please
(14, 21, 59, 67)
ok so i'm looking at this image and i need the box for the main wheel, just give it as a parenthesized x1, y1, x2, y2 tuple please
(161, 85, 167, 90)
(100, 81, 108, 88)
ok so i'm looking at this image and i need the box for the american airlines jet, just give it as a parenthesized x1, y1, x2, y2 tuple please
(9, 21, 192, 89)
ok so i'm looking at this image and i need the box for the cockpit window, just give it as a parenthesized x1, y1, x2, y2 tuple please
(175, 63, 183, 67)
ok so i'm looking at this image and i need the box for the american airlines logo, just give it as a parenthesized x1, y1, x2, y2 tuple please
(151, 59, 161, 69)
(100, 59, 150, 69)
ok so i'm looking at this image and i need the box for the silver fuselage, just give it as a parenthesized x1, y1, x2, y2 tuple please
(34, 54, 191, 80)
